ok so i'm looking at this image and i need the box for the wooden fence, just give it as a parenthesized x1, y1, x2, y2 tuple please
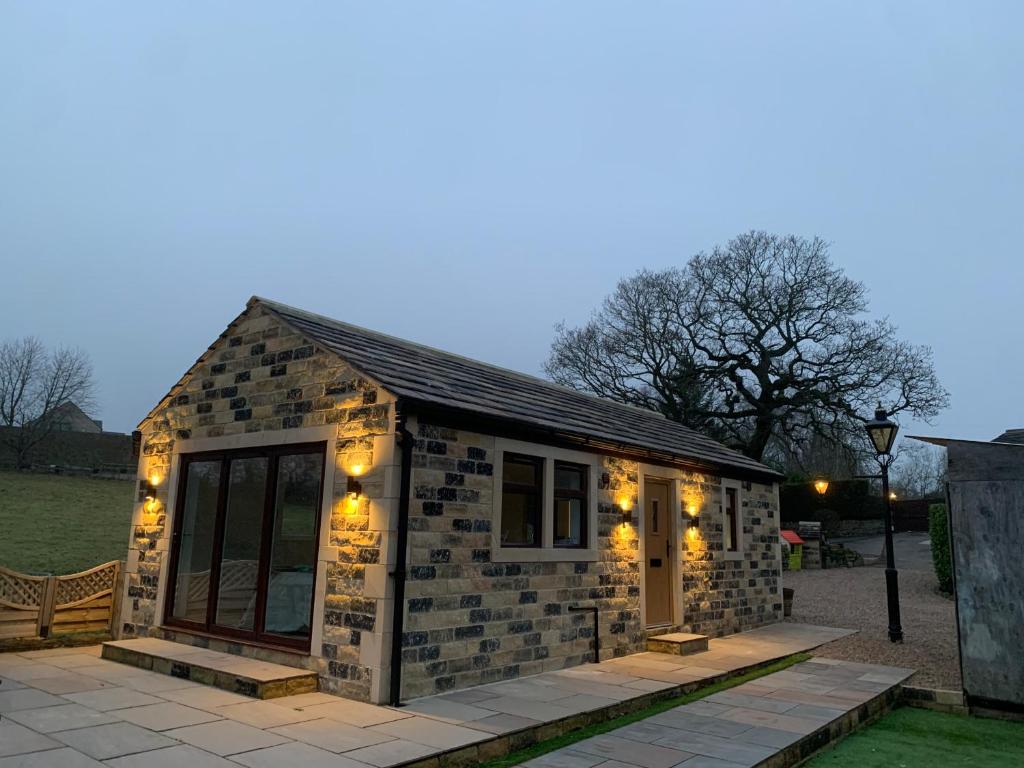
(0, 560, 122, 640)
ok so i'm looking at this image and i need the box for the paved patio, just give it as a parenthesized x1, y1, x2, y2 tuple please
(0, 624, 878, 768)
(521, 658, 913, 768)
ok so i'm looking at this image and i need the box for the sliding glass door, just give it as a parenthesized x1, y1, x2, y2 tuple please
(165, 442, 325, 650)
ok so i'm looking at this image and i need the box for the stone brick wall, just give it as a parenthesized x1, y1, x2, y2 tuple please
(399, 425, 782, 698)
(679, 475, 783, 636)
(399, 422, 644, 699)
(121, 304, 395, 702)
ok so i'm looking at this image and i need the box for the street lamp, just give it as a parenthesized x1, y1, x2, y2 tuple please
(864, 404, 903, 643)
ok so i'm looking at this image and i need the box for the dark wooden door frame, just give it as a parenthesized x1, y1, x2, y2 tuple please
(163, 441, 327, 652)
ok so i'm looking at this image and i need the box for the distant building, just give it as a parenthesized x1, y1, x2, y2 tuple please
(993, 428, 1024, 445)
(40, 402, 103, 433)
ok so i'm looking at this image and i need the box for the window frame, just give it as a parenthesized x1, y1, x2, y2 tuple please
(722, 478, 744, 560)
(500, 452, 545, 548)
(493, 438, 599, 562)
(552, 461, 589, 549)
(163, 441, 327, 651)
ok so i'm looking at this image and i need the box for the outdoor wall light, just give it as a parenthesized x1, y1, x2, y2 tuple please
(687, 514, 700, 529)
(346, 476, 363, 500)
(813, 477, 829, 496)
(617, 498, 632, 527)
(141, 477, 158, 502)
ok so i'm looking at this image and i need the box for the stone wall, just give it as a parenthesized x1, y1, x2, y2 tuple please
(398, 421, 782, 699)
(678, 475, 783, 636)
(399, 422, 644, 699)
(121, 304, 396, 702)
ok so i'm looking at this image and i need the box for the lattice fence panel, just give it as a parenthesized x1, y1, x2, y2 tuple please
(0, 567, 46, 609)
(55, 561, 120, 607)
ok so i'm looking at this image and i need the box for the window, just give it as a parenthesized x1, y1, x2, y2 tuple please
(166, 442, 325, 649)
(725, 486, 739, 552)
(553, 462, 588, 548)
(501, 453, 543, 547)
(494, 440, 599, 561)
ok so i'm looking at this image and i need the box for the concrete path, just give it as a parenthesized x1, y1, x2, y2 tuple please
(0, 624, 859, 768)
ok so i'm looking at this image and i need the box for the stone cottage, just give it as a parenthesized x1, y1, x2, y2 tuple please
(120, 297, 784, 705)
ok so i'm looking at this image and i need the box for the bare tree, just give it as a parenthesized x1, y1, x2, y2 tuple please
(546, 231, 949, 462)
(0, 337, 95, 468)
(890, 441, 946, 499)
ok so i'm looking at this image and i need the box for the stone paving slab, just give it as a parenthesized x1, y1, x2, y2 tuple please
(0, 623, 875, 768)
(524, 658, 913, 768)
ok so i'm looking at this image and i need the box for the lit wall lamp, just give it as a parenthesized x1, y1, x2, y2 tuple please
(813, 477, 830, 496)
(140, 477, 158, 503)
(617, 498, 632, 527)
(687, 513, 700, 529)
(346, 476, 363, 500)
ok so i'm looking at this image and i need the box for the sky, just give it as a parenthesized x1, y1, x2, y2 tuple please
(1, 2, 1021, 448)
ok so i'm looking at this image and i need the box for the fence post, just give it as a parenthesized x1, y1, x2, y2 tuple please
(109, 561, 124, 637)
(36, 576, 57, 639)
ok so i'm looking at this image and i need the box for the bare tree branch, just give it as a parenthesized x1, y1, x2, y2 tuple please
(0, 337, 95, 468)
(545, 231, 950, 464)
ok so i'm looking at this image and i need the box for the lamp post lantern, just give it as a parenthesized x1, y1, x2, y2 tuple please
(865, 405, 903, 643)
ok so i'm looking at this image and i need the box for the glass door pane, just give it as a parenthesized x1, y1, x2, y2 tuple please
(214, 457, 268, 631)
(263, 452, 323, 639)
(171, 460, 221, 623)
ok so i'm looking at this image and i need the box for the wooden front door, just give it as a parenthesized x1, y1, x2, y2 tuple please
(643, 478, 673, 627)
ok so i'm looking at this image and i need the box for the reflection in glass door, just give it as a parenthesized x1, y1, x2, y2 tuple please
(165, 443, 325, 649)
(265, 453, 323, 638)
(214, 457, 268, 631)
(170, 460, 221, 624)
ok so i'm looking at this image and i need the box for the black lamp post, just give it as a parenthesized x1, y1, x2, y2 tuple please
(865, 405, 903, 643)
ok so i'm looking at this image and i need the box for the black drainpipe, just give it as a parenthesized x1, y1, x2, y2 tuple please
(388, 401, 414, 707)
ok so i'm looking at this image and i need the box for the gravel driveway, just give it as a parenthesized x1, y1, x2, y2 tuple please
(783, 533, 961, 690)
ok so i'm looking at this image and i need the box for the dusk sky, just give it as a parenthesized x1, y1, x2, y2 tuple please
(2, 2, 1021, 447)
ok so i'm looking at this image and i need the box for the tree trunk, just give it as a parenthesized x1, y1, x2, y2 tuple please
(743, 415, 774, 461)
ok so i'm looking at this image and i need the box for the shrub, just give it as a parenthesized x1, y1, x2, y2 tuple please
(929, 503, 953, 594)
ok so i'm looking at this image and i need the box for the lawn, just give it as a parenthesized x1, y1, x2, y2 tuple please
(807, 707, 1024, 767)
(0, 470, 134, 574)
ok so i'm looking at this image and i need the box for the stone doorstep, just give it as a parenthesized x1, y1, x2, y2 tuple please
(646, 632, 710, 657)
(100, 640, 318, 700)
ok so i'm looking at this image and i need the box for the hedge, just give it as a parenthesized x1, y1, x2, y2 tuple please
(781, 479, 884, 523)
(929, 503, 953, 594)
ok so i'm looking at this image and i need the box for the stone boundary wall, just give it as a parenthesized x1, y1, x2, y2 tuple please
(836, 519, 885, 538)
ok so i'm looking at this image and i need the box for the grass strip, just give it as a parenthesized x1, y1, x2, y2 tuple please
(480, 651, 812, 768)
(804, 706, 1024, 767)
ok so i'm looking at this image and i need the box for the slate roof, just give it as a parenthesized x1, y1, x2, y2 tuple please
(993, 428, 1024, 445)
(256, 297, 780, 479)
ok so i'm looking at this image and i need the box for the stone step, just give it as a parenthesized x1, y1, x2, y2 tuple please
(646, 632, 709, 656)
(101, 638, 317, 699)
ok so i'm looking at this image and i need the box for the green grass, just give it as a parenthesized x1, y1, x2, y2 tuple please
(480, 652, 811, 768)
(0, 470, 134, 574)
(806, 707, 1024, 767)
